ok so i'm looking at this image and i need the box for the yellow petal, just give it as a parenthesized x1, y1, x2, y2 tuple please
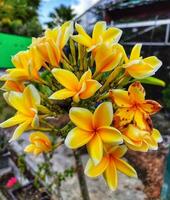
(23, 85, 40, 108)
(92, 21, 106, 42)
(10, 121, 30, 142)
(103, 161, 117, 190)
(151, 129, 162, 143)
(80, 80, 101, 99)
(114, 108, 134, 129)
(102, 27, 122, 43)
(51, 68, 79, 90)
(95, 44, 122, 73)
(93, 102, 113, 128)
(109, 89, 131, 107)
(144, 135, 158, 150)
(24, 144, 35, 153)
(7, 92, 27, 114)
(79, 69, 92, 86)
(8, 69, 28, 80)
(85, 156, 109, 177)
(142, 100, 162, 115)
(110, 145, 127, 158)
(126, 62, 155, 79)
(87, 134, 103, 165)
(69, 107, 93, 131)
(49, 89, 76, 100)
(33, 148, 42, 156)
(130, 44, 142, 60)
(114, 158, 137, 177)
(128, 82, 145, 103)
(143, 56, 162, 70)
(60, 21, 73, 49)
(0, 114, 25, 128)
(65, 127, 93, 148)
(97, 126, 122, 143)
(134, 110, 152, 131)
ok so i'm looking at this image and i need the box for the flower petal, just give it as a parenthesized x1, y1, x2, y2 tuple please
(69, 107, 93, 131)
(10, 121, 30, 142)
(102, 27, 122, 43)
(97, 126, 122, 144)
(0, 114, 25, 128)
(103, 161, 117, 190)
(65, 127, 93, 149)
(114, 158, 137, 177)
(130, 44, 142, 60)
(51, 68, 79, 90)
(85, 156, 109, 177)
(142, 100, 162, 115)
(24, 144, 35, 153)
(134, 110, 153, 131)
(151, 129, 162, 143)
(87, 134, 103, 165)
(23, 85, 40, 107)
(109, 89, 131, 107)
(128, 82, 145, 103)
(114, 108, 134, 129)
(93, 102, 113, 128)
(49, 89, 76, 100)
(92, 21, 106, 42)
(143, 56, 162, 71)
(80, 80, 102, 99)
(125, 62, 155, 79)
(110, 145, 127, 158)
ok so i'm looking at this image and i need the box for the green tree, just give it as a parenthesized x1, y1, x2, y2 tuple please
(0, 0, 42, 37)
(47, 4, 76, 28)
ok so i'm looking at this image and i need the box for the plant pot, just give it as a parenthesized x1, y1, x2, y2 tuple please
(0, 150, 10, 169)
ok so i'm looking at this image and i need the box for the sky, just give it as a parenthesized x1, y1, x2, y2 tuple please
(38, 0, 99, 25)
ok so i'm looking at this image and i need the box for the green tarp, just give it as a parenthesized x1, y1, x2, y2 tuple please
(0, 33, 31, 69)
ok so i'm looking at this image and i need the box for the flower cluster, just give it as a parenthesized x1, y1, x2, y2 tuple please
(0, 21, 163, 190)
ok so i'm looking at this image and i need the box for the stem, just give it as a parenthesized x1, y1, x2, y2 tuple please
(73, 150, 90, 200)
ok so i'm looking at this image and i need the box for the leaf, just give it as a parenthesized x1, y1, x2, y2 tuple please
(135, 77, 165, 87)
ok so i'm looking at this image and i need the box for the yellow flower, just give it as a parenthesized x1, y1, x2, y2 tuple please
(24, 132, 52, 155)
(49, 69, 102, 103)
(72, 21, 122, 51)
(122, 124, 162, 152)
(65, 102, 122, 164)
(121, 44, 162, 79)
(0, 85, 41, 141)
(85, 145, 137, 190)
(0, 47, 43, 81)
(1, 80, 25, 92)
(109, 82, 162, 131)
(31, 21, 73, 67)
(94, 43, 123, 76)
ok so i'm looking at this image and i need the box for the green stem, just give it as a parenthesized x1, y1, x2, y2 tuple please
(73, 150, 90, 200)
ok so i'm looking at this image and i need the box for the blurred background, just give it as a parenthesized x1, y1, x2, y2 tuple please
(0, 1, 170, 200)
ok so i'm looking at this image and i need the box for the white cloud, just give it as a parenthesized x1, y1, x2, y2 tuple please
(72, 0, 99, 16)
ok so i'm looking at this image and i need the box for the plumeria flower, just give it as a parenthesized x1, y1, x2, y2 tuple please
(72, 21, 122, 52)
(30, 21, 73, 67)
(122, 124, 162, 152)
(109, 81, 162, 131)
(85, 145, 137, 190)
(1, 80, 25, 92)
(49, 69, 101, 103)
(0, 47, 43, 81)
(94, 43, 123, 76)
(65, 102, 122, 165)
(0, 85, 41, 141)
(121, 43, 162, 79)
(24, 132, 52, 155)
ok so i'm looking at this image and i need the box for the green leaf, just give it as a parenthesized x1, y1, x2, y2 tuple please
(135, 77, 166, 87)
